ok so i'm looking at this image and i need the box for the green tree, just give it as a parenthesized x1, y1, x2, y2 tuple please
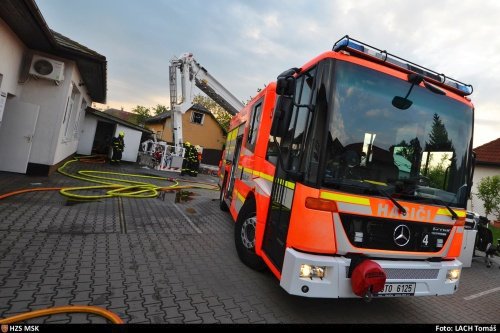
(192, 94, 232, 131)
(476, 175, 500, 220)
(423, 113, 456, 179)
(426, 153, 451, 189)
(426, 113, 453, 151)
(131, 105, 151, 126)
(152, 104, 168, 116)
(394, 139, 415, 162)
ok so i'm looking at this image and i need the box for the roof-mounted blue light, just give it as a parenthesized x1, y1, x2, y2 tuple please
(333, 35, 473, 96)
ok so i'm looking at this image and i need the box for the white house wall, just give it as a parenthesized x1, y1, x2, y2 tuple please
(115, 125, 142, 162)
(1, 17, 95, 174)
(53, 63, 91, 164)
(19, 70, 67, 165)
(19, 57, 90, 166)
(77, 114, 98, 155)
(468, 165, 500, 218)
(0, 17, 24, 96)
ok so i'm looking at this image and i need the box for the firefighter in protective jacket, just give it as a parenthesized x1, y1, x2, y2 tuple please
(111, 131, 125, 164)
(181, 142, 198, 176)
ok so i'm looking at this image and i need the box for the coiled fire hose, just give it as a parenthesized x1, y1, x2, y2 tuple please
(0, 155, 219, 201)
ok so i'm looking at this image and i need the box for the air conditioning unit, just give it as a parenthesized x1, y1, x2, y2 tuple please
(29, 54, 65, 82)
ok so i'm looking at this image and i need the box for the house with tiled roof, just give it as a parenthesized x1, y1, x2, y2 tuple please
(0, 0, 106, 175)
(468, 138, 500, 218)
(103, 108, 139, 125)
(145, 104, 227, 165)
(77, 107, 152, 162)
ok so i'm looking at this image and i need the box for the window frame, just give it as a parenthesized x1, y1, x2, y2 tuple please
(280, 66, 317, 173)
(63, 84, 81, 142)
(246, 99, 263, 152)
(190, 111, 205, 125)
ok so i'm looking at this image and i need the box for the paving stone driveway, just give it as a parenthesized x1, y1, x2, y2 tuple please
(0, 162, 499, 323)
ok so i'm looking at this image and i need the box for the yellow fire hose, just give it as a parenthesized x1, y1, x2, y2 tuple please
(56, 155, 219, 200)
(0, 156, 219, 201)
(0, 305, 123, 324)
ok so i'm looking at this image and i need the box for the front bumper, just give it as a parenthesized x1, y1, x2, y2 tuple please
(280, 248, 461, 298)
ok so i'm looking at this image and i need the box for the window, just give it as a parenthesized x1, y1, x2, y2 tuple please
(266, 136, 280, 166)
(283, 67, 317, 172)
(63, 84, 81, 141)
(247, 101, 262, 152)
(322, 61, 473, 207)
(73, 100, 87, 139)
(191, 111, 204, 125)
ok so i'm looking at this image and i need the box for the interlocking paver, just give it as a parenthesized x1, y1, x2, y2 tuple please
(193, 302, 211, 314)
(164, 306, 182, 319)
(0, 162, 499, 324)
(180, 309, 201, 322)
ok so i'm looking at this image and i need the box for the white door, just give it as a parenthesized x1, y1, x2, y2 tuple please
(0, 99, 40, 173)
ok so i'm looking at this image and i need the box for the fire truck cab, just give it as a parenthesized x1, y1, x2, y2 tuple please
(219, 36, 474, 299)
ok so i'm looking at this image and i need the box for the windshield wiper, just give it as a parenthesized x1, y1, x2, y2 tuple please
(324, 178, 407, 216)
(431, 198, 458, 220)
(369, 185, 407, 216)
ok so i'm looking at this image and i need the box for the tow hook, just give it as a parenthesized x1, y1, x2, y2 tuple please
(363, 289, 373, 303)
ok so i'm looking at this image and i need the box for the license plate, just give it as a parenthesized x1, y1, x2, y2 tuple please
(375, 283, 416, 296)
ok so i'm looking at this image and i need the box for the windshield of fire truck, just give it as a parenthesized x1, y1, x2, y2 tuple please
(323, 60, 473, 208)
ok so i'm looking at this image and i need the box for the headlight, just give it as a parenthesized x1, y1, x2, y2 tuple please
(300, 264, 326, 279)
(446, 268, 461, 282)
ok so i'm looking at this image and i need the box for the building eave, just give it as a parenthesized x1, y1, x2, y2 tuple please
(0, 0, 107, 103)
(86, 107, 152, 134)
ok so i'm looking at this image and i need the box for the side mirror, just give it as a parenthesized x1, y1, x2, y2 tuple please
(270, 96, 294, 137)
(276, 67, 300, 96)
(276, 76, 296, 96)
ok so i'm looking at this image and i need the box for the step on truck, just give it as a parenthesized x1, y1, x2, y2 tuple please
(218, 36, 475, 299)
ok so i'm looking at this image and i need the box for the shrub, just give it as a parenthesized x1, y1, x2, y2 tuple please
(476, 175, 500, 220)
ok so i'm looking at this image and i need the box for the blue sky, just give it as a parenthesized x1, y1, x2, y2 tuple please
(36, 0, 500, 147)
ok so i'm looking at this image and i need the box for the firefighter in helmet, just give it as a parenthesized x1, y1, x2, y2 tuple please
(181, 142, 193, 176)
(111, 131, 125, 164)
(193, 145, 202, 177)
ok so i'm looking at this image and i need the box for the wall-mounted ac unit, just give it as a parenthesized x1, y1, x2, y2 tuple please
(29, 54, 65, 82)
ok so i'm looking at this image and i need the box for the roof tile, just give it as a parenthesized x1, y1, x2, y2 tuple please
(474, 137, 500, 165)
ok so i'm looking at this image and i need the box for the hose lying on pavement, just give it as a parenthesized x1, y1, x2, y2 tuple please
(0, 305, 123, 324)
(0, 155, 219, 201)
(0, 187, 62, 200)
(57, 156, 219, 200)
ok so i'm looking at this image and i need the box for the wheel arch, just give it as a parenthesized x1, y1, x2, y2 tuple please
(237, 191, 256, 223)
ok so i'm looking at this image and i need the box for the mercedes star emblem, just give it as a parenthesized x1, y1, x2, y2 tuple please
(393, 224, 411, 247)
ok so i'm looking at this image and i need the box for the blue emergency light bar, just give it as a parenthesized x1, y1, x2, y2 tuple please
(333, 35, 473, 96)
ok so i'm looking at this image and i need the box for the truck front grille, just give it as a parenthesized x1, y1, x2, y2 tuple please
(339, 213, 452, 252)
(344, 267, 440, 279)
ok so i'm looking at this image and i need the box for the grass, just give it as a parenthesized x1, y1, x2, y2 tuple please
(490, 223, 500, 243)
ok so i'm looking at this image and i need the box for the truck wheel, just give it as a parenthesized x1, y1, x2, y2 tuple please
(219, 177, 229, 212)
(235, 209, 265, 271)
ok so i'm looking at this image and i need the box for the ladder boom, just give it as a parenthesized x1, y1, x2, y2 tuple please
(169, 53, 243, 156)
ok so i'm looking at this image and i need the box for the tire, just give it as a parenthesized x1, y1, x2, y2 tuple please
(235, 207, 266, 271)
(219, 176, 229, 211)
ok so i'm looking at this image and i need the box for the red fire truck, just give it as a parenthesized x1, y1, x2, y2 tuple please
(218, 36, 474, 299)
